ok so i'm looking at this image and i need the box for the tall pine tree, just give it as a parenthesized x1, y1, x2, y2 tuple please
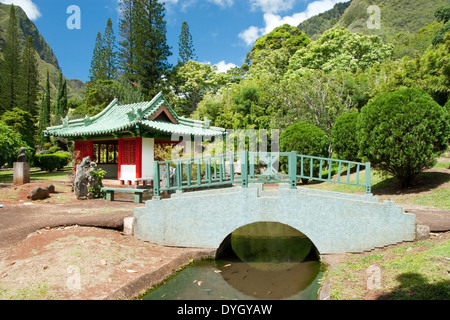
(90, 18, 117, 82)
(18, 36, 39, 117)
(118, 0, 136, 82)
(55, 71, 68, 122)
(118, 0, 172, 99)
(178, 21, 197, 64)
(103, 18, 118, 80)
(89, 32, 107, 82)
(38, 70, 51, 145)
(1, 5, 21, 113)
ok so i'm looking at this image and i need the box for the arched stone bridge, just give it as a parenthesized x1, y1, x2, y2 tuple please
(134, 183, 416, 255)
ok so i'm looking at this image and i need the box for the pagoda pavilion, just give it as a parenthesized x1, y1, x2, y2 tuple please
(45, 92, 225, 184)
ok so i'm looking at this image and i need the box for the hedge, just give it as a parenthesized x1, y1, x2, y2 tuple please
(35, 152, 71, 172)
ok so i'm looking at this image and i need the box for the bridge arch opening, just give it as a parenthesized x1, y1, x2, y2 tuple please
(213, 222, 323, 299)
(215, 222, 320, 262)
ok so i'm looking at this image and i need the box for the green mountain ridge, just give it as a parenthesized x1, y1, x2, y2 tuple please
(298, 0, 450, 42)
(0, 3, 84, 101)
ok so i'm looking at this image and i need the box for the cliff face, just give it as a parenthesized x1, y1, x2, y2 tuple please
(0, 3, 85, 99)
(0, 3, 59, 69)
(298, 0, 450, 42)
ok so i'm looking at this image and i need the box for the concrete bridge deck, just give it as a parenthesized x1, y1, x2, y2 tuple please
(134, 184, 416, 255)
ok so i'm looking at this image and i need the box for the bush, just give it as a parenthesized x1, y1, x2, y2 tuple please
(35, 152, 71, 172)
(0, 121, 27, 167)
(280, 121, 329, 183)
(331, 112, 360, 161)
(357, 88, 449, 188)
(89, 168, 107, 199)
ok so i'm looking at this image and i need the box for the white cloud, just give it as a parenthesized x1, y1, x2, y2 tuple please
(0, 0, 41, 20)
(249, 0, 295, 14)
(238, 26, 261, 46)
(240, 0, 348, 46)
(215, 60, 237, 73)
(202, 60, 237, 73)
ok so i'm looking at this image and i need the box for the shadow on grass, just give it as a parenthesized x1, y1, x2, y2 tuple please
(372, 171, 450, 196)
(377, 272, 450, 300)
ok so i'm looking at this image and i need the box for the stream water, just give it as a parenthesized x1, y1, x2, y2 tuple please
(142, 222, 326, 300)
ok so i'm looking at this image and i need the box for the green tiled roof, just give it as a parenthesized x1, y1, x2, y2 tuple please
(45, 92, 225, 138)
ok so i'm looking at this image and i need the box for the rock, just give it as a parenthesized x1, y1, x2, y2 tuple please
(46, 185, 56, 194)
(73, 157, 102, 200)
(28, 187, 50, 201)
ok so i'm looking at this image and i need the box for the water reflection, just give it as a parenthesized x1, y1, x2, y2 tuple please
(143, 222, 324, 300)
(217, 260, 321, 300)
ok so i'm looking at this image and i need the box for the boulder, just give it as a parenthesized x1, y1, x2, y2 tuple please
(73, 157, 102, 200)
(46, 185, 56, 194)
(28, 187, 50, 201)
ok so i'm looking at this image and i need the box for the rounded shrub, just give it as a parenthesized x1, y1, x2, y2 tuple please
(35, 152, 71, 172)
(357, 88, 449, 188)
(331, 112, 360, 161)
(280, 121, 329, 183)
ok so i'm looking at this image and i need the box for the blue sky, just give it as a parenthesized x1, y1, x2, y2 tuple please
(0, 0, 348, 82)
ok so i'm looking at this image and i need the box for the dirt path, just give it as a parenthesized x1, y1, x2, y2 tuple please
(0, 181, 214, 300)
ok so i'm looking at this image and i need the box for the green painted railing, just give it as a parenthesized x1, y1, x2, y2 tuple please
(152, 151, 371, 197)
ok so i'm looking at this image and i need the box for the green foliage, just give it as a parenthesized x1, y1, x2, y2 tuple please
(298, 1, 351, 40)
(431, 21, 450, 46)
(171, 61, 218, 116)
(0, 121, 26, 166)
(18, 35, 39, 117)
(178, 21, 196, 64)
(0, 5, 21, 112)
(88, 168, 107, 198)
(249, 24, 310, 65)
(89, 18, 117, 82)
(54, 71, 68, 122)
(38, 70, 51, 145)
(357, 88, 449, 188)
(392, 21, 443, 59)
(435, 6, 450, 23)
(119, 0, 172, 99)
(1, 107, 36, 147)
(331, 112, 360, 161)
(34, 152, 71, 172)
(419, 36, 450, 104)
(280, 121, 329, 183)
(90, 32, 106, 82)
(289, 27, 393, 73)
(274, 69, 354, 137)
(336, 0, 450, 43)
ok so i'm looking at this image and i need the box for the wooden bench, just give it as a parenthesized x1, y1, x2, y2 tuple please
(101, 187, 149, 204)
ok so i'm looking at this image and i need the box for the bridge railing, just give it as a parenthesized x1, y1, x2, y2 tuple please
(293, 153, 371, 194)
(152, 151, 371, 197)
(152, 152, 248, 197)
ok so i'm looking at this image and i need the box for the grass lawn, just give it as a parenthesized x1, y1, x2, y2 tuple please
(329, 232, 450, 300)
(0, 166, 74, 183)
(303, 161, 450, 210)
